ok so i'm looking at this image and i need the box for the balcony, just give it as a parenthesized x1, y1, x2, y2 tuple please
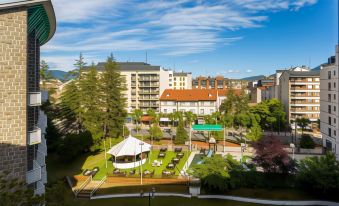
(34, 181, 45, 195)
(38, 138, 47, 155)
(28, 127, 41, 145)
(41, 166, 47, 184)
(138, 77, 159, 81)
(139, 90, 159, 94)
(38, 110, 47, 134)
(36, 150, 46, 167)
(26, 161, 41, 184)
(29, 92, 42, 106)
(139, 83, 159, 87)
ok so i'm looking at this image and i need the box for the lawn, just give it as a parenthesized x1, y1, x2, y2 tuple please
(81, 150, 191, 180)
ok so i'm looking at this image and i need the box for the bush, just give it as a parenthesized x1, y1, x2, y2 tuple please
(57, 131, 93, 162)
(297, 153, 339, 198)
(299, 134, 315, 149)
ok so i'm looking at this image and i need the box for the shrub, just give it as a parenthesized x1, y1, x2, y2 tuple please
(57, 131, 93, 162)
(299, 134, 315, 149)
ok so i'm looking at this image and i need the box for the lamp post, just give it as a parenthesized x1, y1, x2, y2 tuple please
(139, 142, 144, 185)
(148, 187, 156, 206)
(290, 143, 295, 160)
(223, 128, 225, 154)
(189, 127, 192, 151)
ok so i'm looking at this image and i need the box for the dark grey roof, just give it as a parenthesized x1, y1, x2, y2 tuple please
(93, 62, 161, 71)
(287, 70, 320, 77)
(173, 72, 191, 76)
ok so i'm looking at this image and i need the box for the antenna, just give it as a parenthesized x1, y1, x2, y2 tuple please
(145, 51, 148, 64)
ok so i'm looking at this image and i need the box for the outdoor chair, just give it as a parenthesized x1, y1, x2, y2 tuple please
(172, 158, 180, 164)
(158, 152, 166, 158)
(176, 153, 184, 158)
(166, 163, 175, 169)
(129, 169, 136, 175)
(91, 167, 99, 177)
(82, 169, 92, 176)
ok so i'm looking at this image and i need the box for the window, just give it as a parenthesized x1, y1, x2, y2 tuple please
(334, 130, 337, 137)
(334, 70, 336, 76)
(334, 118, 337, 124)
(169, 74, 173, 77)
(315, 85, 319, 89)
(308, 85, 313, 89)
(164, 109, 167, 113)
(328, 105, 332, 114)
(328, 94, 331, 102)
(329, 117, 332, 125)
(328, 71, 331, 79)
(328, 82, 331, 91)
(315, 78, 320, 81)
(334, 94, 337, 100)
(200, 109, 204, 115)
(334, 82, 336, 89)
(210, 109, 214, 114)
(334, 106, 337, 112)
(173, 109, 176, 113)
(307, 78, 312, 82)
(328, 128, 332, 137)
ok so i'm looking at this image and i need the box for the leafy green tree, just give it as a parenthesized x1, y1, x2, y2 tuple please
(191, 155, 242, 192)
(235, 90, 250, 114)
(266, 116, 277, 132)
(46, 182, 84, 206)
(219, 89, 237, 114)
(147, 108, 157, 125)
(0, 171, 43, 205)
(204, 115, 214, 124)
(234, 113, 251, 131)
(266, 99, 286, 131)
(211, 111, 221, 124)
(149, 124, 163, 141)
(184, 111, 197, 127)
(131, 109, 143, 134)
(299, 134, 315, 149)
(296, 117, 311, 134)
(297, 153, 339, 196)
(246, 123, 263, 142)
(101, 54, 127, 139)
(174, 120, 188, 144)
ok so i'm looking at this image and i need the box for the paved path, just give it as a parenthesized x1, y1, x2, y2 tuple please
(198, 195, 339, 206)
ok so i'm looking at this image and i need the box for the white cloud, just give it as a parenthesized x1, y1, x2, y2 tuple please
(44, 0, 318, 70)
(246, 69, 253, 73)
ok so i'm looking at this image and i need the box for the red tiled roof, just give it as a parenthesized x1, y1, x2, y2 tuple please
(141, 116, 153, 122)
(160, 89, 242, 102)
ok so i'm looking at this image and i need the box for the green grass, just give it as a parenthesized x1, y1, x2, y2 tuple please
(85, 150, 190, 180)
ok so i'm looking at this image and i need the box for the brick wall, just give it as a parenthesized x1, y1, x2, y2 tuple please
(0, 8, 28, 181)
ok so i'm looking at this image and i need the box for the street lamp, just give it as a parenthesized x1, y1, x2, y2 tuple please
(189, 127, 192, 151)
(290, 143, 295, 160)
(139, 142, 144, 185)
(148, 187, 156, 206)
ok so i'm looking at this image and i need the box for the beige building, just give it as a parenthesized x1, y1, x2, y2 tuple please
(172, 72, 192, 90)
(279, 69, 320, 125)
(192, 76, 248, 90)
(0, 0, 56, 195)
(95, 62, 173, 113)
(320, 45, 339, 159)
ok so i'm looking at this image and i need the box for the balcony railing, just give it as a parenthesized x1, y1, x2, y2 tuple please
(29, 92, 42, 106)
(34, 181, 45, 195)
(28, 127, 42, 145)
(26, 161, 41, 184)
(139, 83, 159, 87)
(36, 150, 46, 167)
(41, 166, 47, 184)
(138, 77, 159, 81)
(139, 90, 159, 94)
(38, 111, 47, 134)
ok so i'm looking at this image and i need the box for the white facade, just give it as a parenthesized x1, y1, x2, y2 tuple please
(160, 101, 218, 115)
(173, 72, 192, 90)
(320, 45, 339, 160)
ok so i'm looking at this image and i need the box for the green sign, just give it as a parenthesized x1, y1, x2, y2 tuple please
(192, 124, 223, 131)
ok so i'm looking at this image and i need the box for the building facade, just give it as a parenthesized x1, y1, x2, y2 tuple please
(192, 76, 248, 90)
(172, 72, 192, 90)
(159, 89, 241, 115)
(0, 0, 56, 195)
(279, 69, 320, 125)
(95, 62, 173, 113)
(320, 45, 339, 159)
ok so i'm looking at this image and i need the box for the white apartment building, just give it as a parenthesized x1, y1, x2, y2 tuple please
(320, 45, 339, 159)
(95, 62, 173, 113)
(279, 69, 320, 125)
(172, 72, 192, 90)
(159, 89, 241, 115)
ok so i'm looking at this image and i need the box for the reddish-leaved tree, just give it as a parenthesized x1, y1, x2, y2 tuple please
(253, 135, 295, 173)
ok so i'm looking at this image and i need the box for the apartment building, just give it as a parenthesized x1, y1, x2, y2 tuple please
(279, 69, 320, 125)
(320, 45, 339, 159)
(95, 62, 173, 113)
(159, 89, 241, 115)
(192, 76, 248, 90)
(0, 0, 56, 194)
(172, 72, 192, 90)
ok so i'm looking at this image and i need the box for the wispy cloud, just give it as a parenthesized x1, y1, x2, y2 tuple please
(44, 0, 318, 70)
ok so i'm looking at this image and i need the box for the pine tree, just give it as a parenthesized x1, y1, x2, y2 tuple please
(69, 53, 87, 79)
(79, 63, 103, 149)
(101, 54, 127, 139)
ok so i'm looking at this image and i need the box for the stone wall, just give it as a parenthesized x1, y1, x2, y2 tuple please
(0, 8, 28, 181)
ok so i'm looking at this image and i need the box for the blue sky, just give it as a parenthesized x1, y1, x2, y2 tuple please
(43, 0, 338, 78)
